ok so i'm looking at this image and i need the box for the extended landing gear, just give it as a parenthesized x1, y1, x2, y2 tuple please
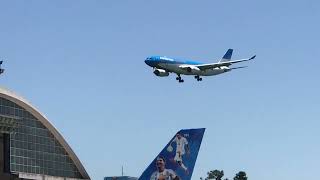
(194, 75, 202, 81)
(176, 75, 184, 83)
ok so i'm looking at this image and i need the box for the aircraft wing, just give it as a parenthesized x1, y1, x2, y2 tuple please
(195, 55, 256, 70)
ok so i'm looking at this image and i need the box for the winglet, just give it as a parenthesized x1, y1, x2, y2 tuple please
(249, 55, 256, 60)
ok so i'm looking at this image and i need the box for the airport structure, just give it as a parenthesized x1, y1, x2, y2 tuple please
(104, 176, 138, 180)
(0, 87, 90, 180)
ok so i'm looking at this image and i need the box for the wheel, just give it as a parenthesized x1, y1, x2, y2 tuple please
(199, 78, 202, 81)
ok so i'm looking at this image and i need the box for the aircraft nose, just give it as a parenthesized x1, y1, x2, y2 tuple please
(145, 59, 153, 67)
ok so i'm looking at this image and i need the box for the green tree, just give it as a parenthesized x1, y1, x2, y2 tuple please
(201, 170, 247, 180)
(233, 171, 247, 180)
(205, 170, 224, 180)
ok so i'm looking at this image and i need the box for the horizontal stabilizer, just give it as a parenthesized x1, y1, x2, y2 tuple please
(230, 66, 248, 70)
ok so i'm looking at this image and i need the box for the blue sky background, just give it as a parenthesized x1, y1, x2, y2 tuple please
(0, 0, 320, 179)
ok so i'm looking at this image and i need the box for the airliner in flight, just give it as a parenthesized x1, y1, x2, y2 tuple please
(145, 49, 256, 82)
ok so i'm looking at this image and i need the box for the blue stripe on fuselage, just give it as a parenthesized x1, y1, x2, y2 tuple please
(160, 60, 202, 65)
(145, 56, 203, 68)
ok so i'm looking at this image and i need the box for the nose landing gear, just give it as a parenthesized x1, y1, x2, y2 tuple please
(194, 75, 202, 81)
(176, 75, 184, 83)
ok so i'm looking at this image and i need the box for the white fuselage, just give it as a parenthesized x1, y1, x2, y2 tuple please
(158, 63, 228, 76)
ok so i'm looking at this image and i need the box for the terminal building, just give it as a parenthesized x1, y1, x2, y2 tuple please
(0, 87, 90, 180)
(104, 176, 138, 180)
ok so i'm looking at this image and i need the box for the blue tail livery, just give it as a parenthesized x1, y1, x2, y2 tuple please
(220, 49, 233, 62)
(138, 128, 205, 180)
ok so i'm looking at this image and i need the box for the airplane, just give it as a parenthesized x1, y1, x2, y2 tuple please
(144, 49, 256, 83)
(0, 61, 4, 75)
(138, 128, 205, 180)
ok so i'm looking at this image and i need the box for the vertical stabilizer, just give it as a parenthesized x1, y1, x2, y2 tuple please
(139, 128, 205, 180)
(0, 61, 4, 74)
(219, 49, 233, 62)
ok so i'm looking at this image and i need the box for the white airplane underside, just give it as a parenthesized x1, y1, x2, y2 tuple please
(145, 49, 256, 83)
(158, 63, 228, 76)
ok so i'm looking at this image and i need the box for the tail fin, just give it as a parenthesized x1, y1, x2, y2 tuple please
(138, 128, 205, 180)
(0, 61, 4, 74)
(219, 49, 233, 62)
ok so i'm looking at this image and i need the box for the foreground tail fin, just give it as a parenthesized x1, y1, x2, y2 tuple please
(0, 61, 4, 74)
(219, 49, 233, 62)
(139, 128, 205, 180)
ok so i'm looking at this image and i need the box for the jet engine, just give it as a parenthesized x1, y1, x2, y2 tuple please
(220, 66, 230, 72)
(186, 66, 201, 73)
(153, 68, 169, 77)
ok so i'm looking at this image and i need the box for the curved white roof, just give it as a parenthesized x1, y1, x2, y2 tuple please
(0, 87, 90, 179)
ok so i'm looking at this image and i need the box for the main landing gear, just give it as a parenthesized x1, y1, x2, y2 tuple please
(195, 75, 202, 81)
(176, 75, 184, 83)
(175, 75, 202, 83)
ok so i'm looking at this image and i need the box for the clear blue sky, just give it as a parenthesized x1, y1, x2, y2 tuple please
(1, 0, 320, 179)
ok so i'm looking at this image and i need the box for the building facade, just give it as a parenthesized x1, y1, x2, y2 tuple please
(104, 176, 138, 180)
(0, 87, 90, 180)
